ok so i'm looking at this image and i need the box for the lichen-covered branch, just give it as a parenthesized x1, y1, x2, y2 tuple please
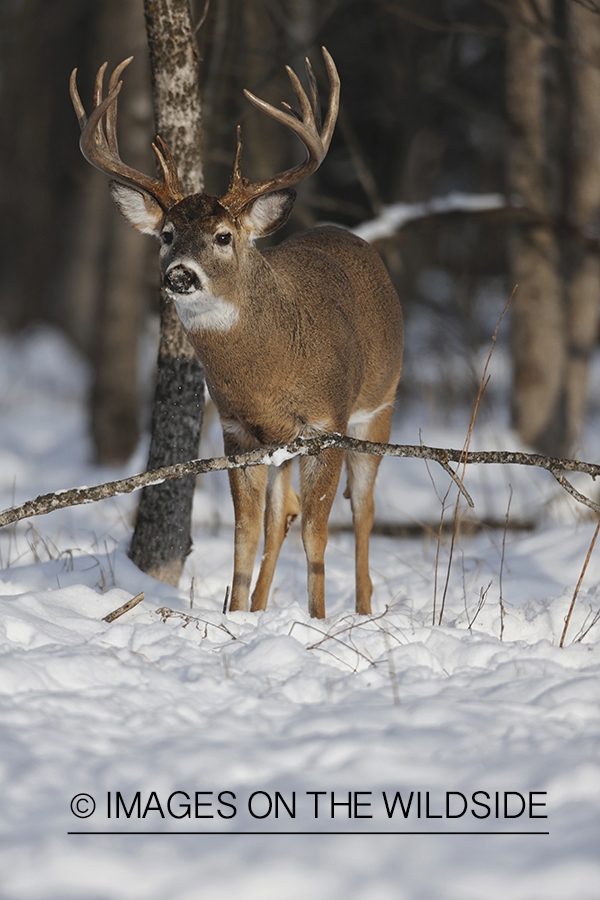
(1, 434, 599, 529)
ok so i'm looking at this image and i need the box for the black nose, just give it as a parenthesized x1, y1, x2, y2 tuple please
(164, 265, 201, 294)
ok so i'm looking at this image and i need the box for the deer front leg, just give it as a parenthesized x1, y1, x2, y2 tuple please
(251, 460, 300, 612)
(225, 434, 268, 612)
(299, 447, 345, 618)
(345, 403, 394, 615)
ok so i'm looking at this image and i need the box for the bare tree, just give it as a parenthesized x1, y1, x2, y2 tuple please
(506, 0, 564, 455)
(507, 0, 600, 457)
(127, 0, 206, 586)
(563, 0, 600, 453)
(65, 0, 154, 463)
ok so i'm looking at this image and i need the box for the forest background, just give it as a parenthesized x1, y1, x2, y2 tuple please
(2, 0, 600, 484)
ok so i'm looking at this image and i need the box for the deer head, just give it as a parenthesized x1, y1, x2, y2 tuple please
(70, 50, 338, 235)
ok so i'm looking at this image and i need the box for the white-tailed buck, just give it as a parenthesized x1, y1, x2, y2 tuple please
(70, 49, 403, 618)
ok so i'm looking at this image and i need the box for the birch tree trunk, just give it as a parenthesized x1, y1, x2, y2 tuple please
(128, 0, 205, 586)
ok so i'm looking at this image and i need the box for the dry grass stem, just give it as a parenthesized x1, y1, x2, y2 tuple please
(560, 520, 600, 647)
(437, 288, 515, 625)
(499, 486, 513, 640)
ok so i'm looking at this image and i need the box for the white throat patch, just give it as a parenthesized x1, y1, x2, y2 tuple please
(165, 259, 239, 333)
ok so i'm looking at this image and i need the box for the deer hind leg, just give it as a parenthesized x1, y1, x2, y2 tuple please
(345, 403, 394, 615)
(251, 460, 300, 612)
(224, 434, 268, 613)
(299, 447, 345, 619)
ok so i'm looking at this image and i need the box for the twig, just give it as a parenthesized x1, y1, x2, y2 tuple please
(551, 470, 600, 515)
(573, 606, 600, 644)
(382, 627, 401, 706)
(466, 580, 492, 630)
(289, 619, 368, 671)
(438, 459, 474, 507)
(438, 289, 515, 625)
(222, 585, 230, 615)
(560, 521, 600, 647)
(421, 428, 453, 626)
(499, 486, 513, 640)
(155, 606, 238, 641)
(305, 607, 390, 650)
(103, 592, 145, 623)
(1, 434, 599, 528)
(193, 0, 210, 34)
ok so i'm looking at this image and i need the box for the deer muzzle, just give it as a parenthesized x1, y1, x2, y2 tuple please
(164, 264, 201, 295)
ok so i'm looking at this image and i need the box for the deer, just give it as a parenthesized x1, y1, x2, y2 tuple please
(70, 49, 403, 619)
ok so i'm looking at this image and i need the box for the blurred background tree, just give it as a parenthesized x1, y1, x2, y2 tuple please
(0, 0, 598, 467)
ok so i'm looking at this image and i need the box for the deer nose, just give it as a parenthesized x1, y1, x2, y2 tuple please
(164, 264, 201, 294)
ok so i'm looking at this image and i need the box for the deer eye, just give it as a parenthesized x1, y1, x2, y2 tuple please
(161, 230, 173, 245)
(215, 231, 232, 246)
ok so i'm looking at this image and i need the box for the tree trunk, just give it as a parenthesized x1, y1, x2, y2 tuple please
(507, 0, 600, 457)
(506, 0, 565, 456)
(128, 0, 206, 586)
(563, 2, 600, 455)
(90, 0, 154, 464)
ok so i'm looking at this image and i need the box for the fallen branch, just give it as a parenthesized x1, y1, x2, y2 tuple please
(103, 592, 145, 623)
(1, 434, 599, 529)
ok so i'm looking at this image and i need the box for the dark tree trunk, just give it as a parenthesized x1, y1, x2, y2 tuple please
(562, 1, 600, 455)
(89, 0, 154, 464)
(128, 0, 206, 586)
(506, 0, 565, 456)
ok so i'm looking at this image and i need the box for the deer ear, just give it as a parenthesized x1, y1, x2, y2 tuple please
(109, 181, 164, 235)
(239, 189, 296, 239)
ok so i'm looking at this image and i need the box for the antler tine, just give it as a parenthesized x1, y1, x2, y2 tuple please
(228, 126, 245, 190)
(105, 56, 134, 155)
(281, 102, 304, 123)
(69, 68, 87, 130)
(319, 47, 340, 150)
(305, 56, 322, 134)
(79, 78, 123, 162)
(153, 136, 182, 200)
(69, 59, 183, 211)
(220, 47, 340, 216)
(283, 64, 317, 130)
(93, 62, 109, 117)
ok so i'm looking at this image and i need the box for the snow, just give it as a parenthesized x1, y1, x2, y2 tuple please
(0, 325, 599, 900)
(353, 192, 506, 243)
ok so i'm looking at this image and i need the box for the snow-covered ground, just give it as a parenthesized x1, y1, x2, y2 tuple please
(0, 326, 599, 900)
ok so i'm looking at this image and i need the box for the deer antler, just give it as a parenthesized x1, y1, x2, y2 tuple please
(69, 57, 183, 211)
(220, 47, 340, 217)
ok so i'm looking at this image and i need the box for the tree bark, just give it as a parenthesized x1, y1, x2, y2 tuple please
(506, 0, 565, 456)
(507, 0, 600, 457)
(90, 0, 154, 464)
(128, 0, 206, 586)
(563, 2, 600, 455)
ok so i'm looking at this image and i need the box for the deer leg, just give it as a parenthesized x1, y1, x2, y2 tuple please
(345, 404, 394, 615)
(251, 460, 300, 612)
(299, 447, 345, 619)
(224, 434, 268, 612)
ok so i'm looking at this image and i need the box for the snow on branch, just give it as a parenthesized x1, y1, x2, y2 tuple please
(352, 191, 600, 254)
(0, 433, 599, 528)
(353, 192, 507, 243)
